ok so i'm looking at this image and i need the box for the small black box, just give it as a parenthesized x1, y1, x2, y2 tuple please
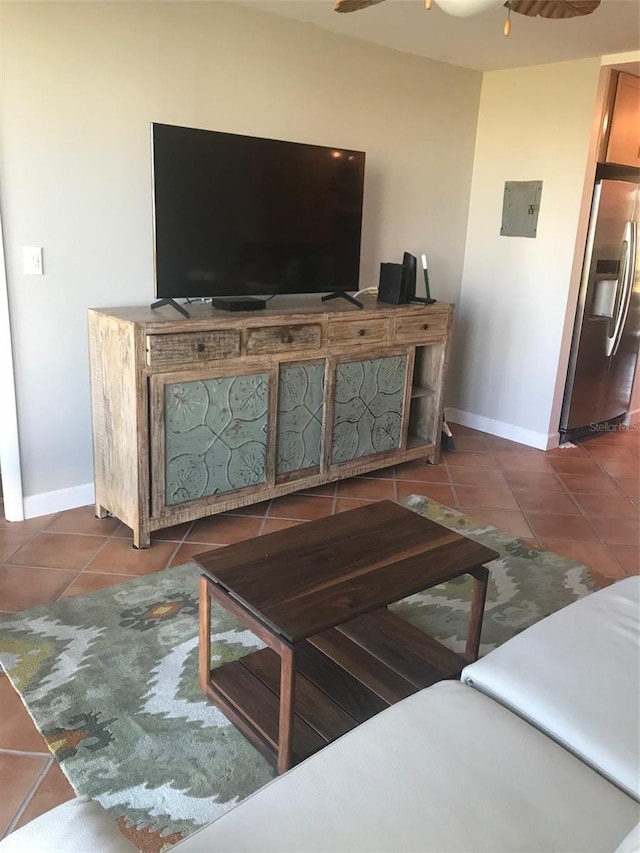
(377, 263, 406, 305)
(212, 297, 266, 312)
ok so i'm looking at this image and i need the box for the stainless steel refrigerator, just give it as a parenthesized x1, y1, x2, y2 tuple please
(560, 176, 640, 440)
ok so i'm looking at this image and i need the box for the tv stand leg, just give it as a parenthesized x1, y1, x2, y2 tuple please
(321, 292, 363, 309)
(151, 298, 191, 319)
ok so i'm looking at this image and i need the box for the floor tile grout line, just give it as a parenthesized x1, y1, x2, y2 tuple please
(257, 502, 271, 536)
(0, 522, 67, 572)
(3, 512, 117, 576)
(53, 532, 118, 602)
(608, 551, 632, 579)
(14, 528, 117, 540)
(583, 451, 635, 487)
(330, 479, 338, 513)
(444, 457, 535, 539)
(509, 476, 588, 525)
(442, 457, 459, 508)
(166, 519, 198, 569)
(392, 466, 398, 503)
(165, 540, 187, 572)
(450, 454, 636, 555)
(447, 477, 462, 512)
(63, 515, 199, 584)
(1, 754, 54, 840)
(512, 473, 633, 575)
(162, 521, 195, 570)
(572, 489, 632, 553)
(444, 456, 604, 544)
(39, 510, 63, 534)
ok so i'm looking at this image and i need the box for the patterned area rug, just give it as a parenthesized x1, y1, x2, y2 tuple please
(0, 496, 594, 851)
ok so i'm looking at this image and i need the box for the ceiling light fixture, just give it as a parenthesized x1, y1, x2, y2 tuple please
(429, 0, 503, 17)
(334, 0, 602, 39)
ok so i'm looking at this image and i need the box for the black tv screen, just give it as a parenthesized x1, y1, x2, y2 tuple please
(151, 123, 365, 300)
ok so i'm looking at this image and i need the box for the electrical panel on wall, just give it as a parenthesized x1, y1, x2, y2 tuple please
(500, 180, 543, 238)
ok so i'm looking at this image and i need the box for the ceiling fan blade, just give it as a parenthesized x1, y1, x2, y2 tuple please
(506, 0, 601, 19)
(334, 0, 386, 12)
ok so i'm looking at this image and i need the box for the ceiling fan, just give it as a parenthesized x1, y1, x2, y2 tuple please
(333, 0, 602, 36)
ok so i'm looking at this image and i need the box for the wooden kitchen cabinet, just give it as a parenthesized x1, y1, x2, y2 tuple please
(605, 72, 640, 169)
(88, 296, 453, 548)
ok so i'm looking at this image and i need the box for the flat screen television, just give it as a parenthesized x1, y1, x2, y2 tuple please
(151, 123, 366, 307)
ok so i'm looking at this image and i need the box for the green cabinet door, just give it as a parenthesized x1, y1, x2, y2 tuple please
(276, 361, 325, 476)
(331, 355, 407, 465)
(164, 373, 269, 506)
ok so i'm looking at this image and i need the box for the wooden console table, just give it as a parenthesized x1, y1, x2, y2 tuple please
(196, 500, 497, 773)
(88, 296, 453, 547)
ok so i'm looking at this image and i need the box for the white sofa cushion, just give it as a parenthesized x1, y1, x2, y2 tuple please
(0, 799, 137, 853)
(616, 823, 640, 853)
(174, 680, 638, 852)
(462, 576, 640, 800)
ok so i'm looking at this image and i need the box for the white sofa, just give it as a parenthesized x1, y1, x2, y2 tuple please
(2, 577, 639, 853)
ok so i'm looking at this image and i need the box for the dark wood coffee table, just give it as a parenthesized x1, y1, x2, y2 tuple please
(196, 500, 497, 774)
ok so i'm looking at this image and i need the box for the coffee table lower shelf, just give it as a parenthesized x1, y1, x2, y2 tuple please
(202, 607, 467, 769)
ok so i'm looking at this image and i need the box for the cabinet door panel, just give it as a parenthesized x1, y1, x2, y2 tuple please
(606, 72, 640, 168)
(164, 372, 269, 506)
(331, 355, 407, 465)
(277, 362, 325, 476)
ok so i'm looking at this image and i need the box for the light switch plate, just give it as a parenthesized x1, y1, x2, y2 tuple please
(23, 246, 43, 275)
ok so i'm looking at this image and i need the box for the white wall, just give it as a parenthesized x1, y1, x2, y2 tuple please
(0, 2, 481, 513)
(449, 58, 602, 448)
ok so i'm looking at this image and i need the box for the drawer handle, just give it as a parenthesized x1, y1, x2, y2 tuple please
(358, 328, 366, 337)
(195, 341, 206, 353)
(422, 323, 429, 330)
(282, 334, 293, 344)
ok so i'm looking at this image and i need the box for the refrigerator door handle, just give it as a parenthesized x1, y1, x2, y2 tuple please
(606, 220, 636, 357)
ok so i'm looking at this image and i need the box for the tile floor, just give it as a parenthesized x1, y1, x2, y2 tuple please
(0, 420, 638, 839)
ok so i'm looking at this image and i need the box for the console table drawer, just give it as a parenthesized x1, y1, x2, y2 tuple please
(246, 323, 322, 354)
(146, 330, 240, 368)
(393, 314, 448, 344)
(327, 319, 389, 347)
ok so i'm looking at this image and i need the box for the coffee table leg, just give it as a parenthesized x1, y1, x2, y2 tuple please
(465, 564, 489, 663)
(199, 576, 212, 693)
(277, 644, 296, 774)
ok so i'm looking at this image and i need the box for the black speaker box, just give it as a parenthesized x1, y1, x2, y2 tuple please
(377, 263, 406, 305)
(402, 252, 417, 302)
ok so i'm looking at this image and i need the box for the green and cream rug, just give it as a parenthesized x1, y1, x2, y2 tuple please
(0, 496, 594, 851)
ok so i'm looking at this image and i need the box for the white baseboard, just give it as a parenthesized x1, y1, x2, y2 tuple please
(23, 482, 95, 519)
(445, 408, 555, 450)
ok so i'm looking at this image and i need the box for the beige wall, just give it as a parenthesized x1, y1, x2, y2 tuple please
(448, 58, 602, 448)
(0, 2, 481, 510)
